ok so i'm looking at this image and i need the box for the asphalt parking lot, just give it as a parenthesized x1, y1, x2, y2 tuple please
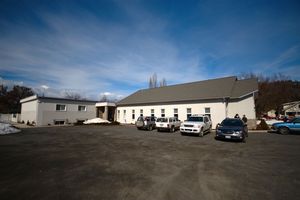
(0, 125, 299, 200)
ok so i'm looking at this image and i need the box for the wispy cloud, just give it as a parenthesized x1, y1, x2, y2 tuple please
(262, 46, 300, 70)
(251, 46, 300, 79)
(0, 3, 205, 99)
(0, 0, 299, 100)
(0, 77, 23, 90)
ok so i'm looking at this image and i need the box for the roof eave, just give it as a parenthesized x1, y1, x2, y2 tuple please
(231, 90, 258, 99)
(117, 97, 230, 107)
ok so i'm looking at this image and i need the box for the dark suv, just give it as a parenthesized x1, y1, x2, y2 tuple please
(215, 118, 248, 142)
(136, 116, 156, 131)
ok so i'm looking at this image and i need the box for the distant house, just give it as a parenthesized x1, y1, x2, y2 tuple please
(283, 101, 300, 117)
(267, 109, 277, 118)
(20, 95, 98, 126)
(117, 76, 258, 128)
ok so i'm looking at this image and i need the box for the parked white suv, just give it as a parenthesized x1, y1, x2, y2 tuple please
(180, 114, 212, 136)
(156, 117, 181, 132)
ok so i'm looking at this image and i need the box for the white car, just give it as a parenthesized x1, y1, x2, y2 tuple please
(156, 117, 181, 132)
(180, 114, 212, 137)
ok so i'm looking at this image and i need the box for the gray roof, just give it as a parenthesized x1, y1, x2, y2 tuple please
(230, 78, 259, 98)
(117, 76, 258, 106)
(20, 95, 98, 104)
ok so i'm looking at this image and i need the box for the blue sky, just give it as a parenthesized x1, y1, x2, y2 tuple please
(0, 0, 299, 100)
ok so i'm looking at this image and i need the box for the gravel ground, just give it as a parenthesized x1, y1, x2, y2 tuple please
(0, 125, 299, 200)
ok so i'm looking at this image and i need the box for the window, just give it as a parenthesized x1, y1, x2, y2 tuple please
(140, 109, 143, 117)
(205, 107, 211, 119)
(174, 108, 178, 118)
(117, 110, 120, 120)
(132, 110, 135, 120)
(78, 105, 86, 111)
(157, 118, 168, 122)
(204, 117, 209, 123)
(151, 109, 155, 117)
(161, 109, 165, 117)
(56, 104, 66, 111)
(187, 108, 192, 119)
(54, 120, 65, 125)
(205, 107, 210, 113)
(286, 112, 296, 116)
(187, 116, 203, 122)
(123, 110, 126, 119)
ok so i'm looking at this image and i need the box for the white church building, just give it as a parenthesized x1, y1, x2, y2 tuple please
(116, 76, 258, 128)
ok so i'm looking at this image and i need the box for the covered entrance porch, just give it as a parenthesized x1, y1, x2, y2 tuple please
(95, 102, 116, 122)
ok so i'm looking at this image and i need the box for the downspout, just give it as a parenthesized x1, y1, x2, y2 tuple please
(36, 99, 40, 126)
(223, 97, 229, 118)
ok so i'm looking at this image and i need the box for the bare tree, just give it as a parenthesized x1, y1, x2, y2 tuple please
(149, 77, 153, 88)
(99, 94, 108, 102)
(238, 72, 290, 82)
(149, 73, 158, 88)
(159, 78, 167, 87)
(64, 91, 82, 100)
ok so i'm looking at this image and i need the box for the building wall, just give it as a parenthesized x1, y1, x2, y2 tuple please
(37, 101, 96, 126)
(21, 100, 38, 124)
(116, 101, 227, 128)
(227, 95, 256, 119)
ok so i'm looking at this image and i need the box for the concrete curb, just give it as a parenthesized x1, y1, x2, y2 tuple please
(248, 130, 269, 133)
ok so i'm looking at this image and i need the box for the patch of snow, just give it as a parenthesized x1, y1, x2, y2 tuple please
(83, 118, 111, 124)
(0, 122, 21, 135)
(256, 119, 283, 126)
(265, 119, 283, 126)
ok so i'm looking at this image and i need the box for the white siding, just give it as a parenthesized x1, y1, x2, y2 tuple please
(117, 102, 226, 128)
(227, 95, 256, 119)
(21, 100, 38, 124)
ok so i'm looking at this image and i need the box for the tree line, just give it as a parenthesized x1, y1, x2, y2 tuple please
(1, 73, 299, 115)
(239, 73, 300, 117)
(0, 85, 34, 113)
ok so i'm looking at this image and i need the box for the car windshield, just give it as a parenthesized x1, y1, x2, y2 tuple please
(289, 117, 300, 123)
(157, 118, 168, 122)
(187, 116, 203, 122)
(137, 116, 145, 121)
(221, 119, 244, 127)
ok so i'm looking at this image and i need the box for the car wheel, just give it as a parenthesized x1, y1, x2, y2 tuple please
(170, 126, 175, 133)
(279, 127, 289, 135)
(208, 126, 212, 133)
(157, 128, 160, 132)
(199, 128, 204, 137)
(242, 137, 246, 143)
